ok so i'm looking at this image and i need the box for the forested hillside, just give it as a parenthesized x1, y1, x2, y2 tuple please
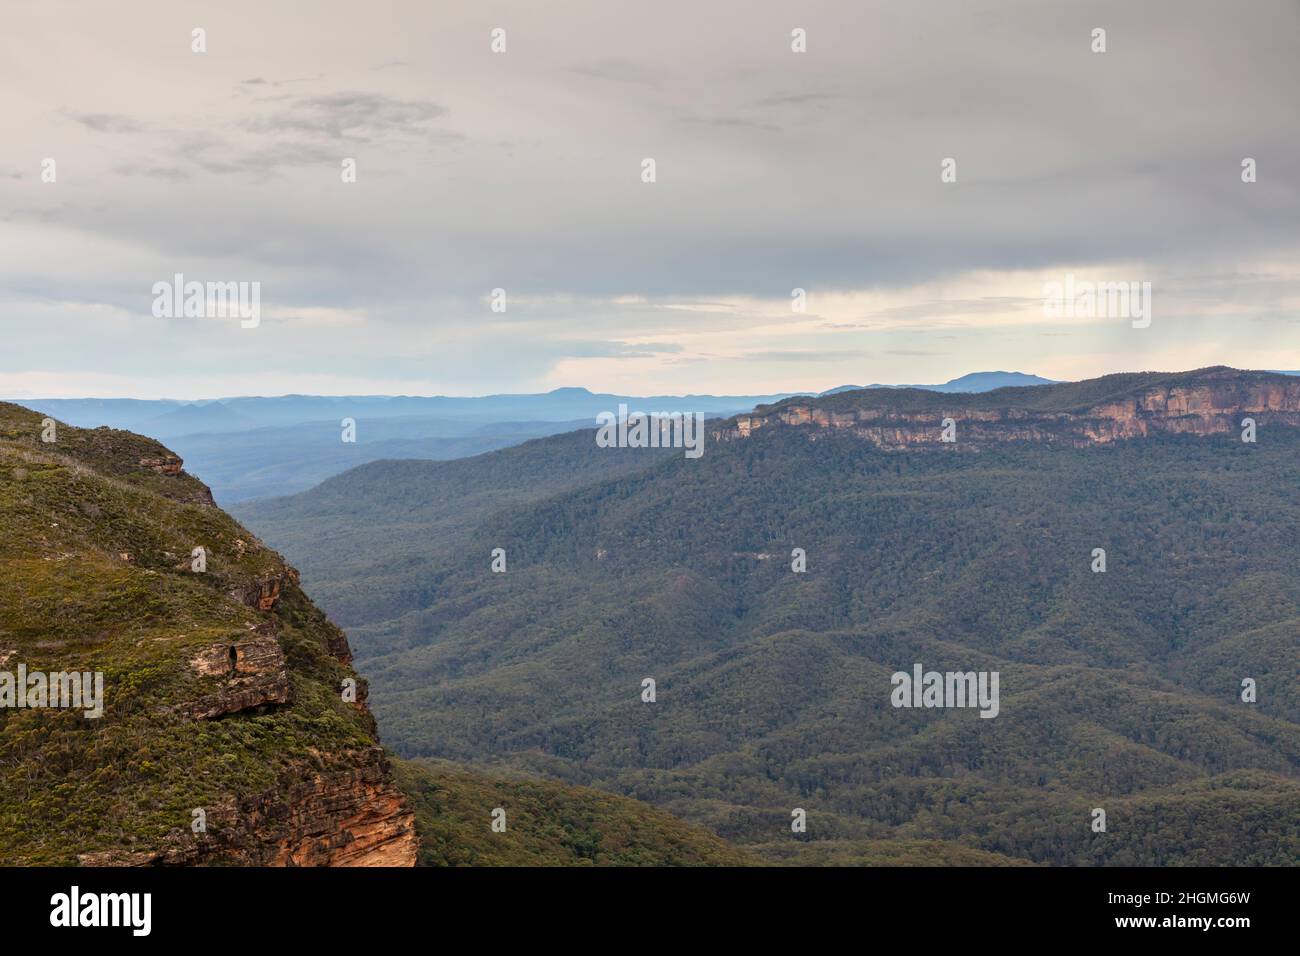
(395, 758, 756, 866)
(235, 431, 676, 632)
(245, 372, 1300, 866)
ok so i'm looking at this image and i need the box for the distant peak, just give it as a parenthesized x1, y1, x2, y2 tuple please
(940, 371, 1057, 389)
(819, 372, 1055, 398)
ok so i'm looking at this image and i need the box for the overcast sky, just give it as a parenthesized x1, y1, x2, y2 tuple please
(2, 0, 1298, 399)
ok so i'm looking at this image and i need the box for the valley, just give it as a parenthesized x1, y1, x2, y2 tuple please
(241, 368, 1300, 866)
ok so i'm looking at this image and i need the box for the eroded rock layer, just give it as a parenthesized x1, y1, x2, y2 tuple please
(714, 369, 1300, 449)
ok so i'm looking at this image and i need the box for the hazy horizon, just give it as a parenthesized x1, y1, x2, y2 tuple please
(8, 369, 1050, 402)
(8, 365, 1298, 403)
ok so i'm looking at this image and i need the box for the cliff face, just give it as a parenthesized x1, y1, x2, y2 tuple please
(714, 370, 1300, 449)
(77, 748, 417, 867)
(0, 403, 416, 867)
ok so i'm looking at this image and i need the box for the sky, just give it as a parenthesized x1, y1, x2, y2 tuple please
(2, 0, 1298, 400)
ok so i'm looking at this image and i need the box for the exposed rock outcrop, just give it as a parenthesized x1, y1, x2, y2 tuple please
(183, 634, 291, 719)
(228, 568, 298, 612)
(139, 455, 183, 475)
(77, 748, 418, 867)
(714, 370, 1300, 450)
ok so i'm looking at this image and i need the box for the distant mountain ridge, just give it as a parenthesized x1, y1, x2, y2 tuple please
(10, 375, 1060, 503)
(14, 373, 1059, 438)
(720, 367, 1300, 449)
(22, 369, 1300, 437)
(24, 368, 1282, 505)
(12, 388, 799, 437)
(820, 371, 1056, 395)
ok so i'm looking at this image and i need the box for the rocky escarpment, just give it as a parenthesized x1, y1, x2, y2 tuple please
(78, 747, 415, 867)
(152, 543, 415, 864)
(0, 401, 416, 867)
(713, 368, 1300, 449)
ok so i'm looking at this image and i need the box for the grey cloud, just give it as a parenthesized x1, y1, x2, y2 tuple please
(752, 91, 841, 109)
(66, 112, 145, 134)
(245, 91, 450, 141)
(238, 74, 323, 89)
(114, 165, 190, 181)
(1, 204, 71, 224)
(571, 59, 663, 87)
(21, 1, 1300, 303)
(681, 115, 780, 133)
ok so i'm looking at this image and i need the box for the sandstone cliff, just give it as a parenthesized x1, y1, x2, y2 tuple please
(713, 367, 1300, 449)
